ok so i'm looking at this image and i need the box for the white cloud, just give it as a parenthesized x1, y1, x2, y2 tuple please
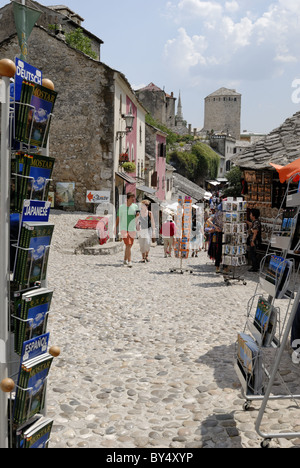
(274, 54, 298, 64)
(225, 1, 239, 13)
(163, 0, 300, 81)
(221, 16, 253, 48)
(177, 0, 223, 19)
(164, 27, 208, 72)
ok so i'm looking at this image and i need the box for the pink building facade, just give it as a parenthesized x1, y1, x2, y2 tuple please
(155, 133, 167, 201)
(125, 96, 137, 195)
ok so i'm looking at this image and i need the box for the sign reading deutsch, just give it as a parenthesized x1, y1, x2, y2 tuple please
(86, 191, 110, 204)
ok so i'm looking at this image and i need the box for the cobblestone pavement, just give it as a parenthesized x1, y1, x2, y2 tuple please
(46, 211, 300, 449)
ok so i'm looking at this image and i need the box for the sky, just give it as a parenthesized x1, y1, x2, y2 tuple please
(2, 0, 300, 135)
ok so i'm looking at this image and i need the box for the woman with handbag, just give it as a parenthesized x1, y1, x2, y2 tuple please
(136, 200, 155, 263)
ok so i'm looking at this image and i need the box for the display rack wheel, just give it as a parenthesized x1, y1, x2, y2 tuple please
(243, 401, 252, 411)
(261, 438, 271, 449)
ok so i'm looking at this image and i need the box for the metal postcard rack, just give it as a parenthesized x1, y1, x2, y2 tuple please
(0, 72, 58, 449)
(235, 175, 300, 448)
(222, 197, 248, 286)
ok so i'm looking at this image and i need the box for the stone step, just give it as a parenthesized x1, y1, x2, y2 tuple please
(82, 241, 124, 255)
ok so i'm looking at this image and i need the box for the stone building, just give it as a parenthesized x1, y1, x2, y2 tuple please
(0, 1, 103, 60)
(144, 123, 167, 202)
(135, 83, 177, 128)
(203, 87, 241, 140)
(0, 1, 146, 211)
(210, 133, 236, 175)
(136, 83, 192, 135)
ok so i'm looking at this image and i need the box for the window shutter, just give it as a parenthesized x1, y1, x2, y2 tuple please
(151, 171, 157, 187)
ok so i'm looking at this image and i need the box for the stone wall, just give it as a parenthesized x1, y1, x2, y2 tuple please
(0, 2, 101, 60)
(0, 26, 115, 211)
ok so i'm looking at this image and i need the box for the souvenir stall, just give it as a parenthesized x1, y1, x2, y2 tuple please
(235, 160, 300, 448)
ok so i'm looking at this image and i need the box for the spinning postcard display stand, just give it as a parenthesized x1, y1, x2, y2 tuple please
(0, 59, 60, 449)
(170, 195, 193, 274)
(222, 197, 247, 286)
(235, 169, 300, 449)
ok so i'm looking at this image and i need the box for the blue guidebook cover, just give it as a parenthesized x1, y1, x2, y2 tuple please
(23, 154, 55, 203)
(14, 353, 53, 425)
(14, 222, 55, 287)
(22, 84, 57, 148)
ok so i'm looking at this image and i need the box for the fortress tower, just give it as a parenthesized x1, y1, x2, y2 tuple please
(203, 87, 241, 139)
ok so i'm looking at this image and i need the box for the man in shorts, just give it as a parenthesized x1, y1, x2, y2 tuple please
(115, 192, 139, 267)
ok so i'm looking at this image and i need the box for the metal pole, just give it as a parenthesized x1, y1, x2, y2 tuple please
(0, 76, 11, 449)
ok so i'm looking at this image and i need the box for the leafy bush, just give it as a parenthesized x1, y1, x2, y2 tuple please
(122, 162, 136, 173)
(65, 28, 98, 59)
(169, 142, 220, 183)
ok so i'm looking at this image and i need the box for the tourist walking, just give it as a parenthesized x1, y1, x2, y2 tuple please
(203, 212, 210, 252)
(207, 204, 224, 273)
(136, 200, 155, 263)
(190, 215, 203, 257)
(160, 215, 176, 257)
(247, 208, 261, 272)
(115, 192, 139, 267)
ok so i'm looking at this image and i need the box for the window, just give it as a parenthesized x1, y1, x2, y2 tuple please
(158, 143, 166, 157)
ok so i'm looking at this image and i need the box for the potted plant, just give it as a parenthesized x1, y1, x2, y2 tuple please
(122, 162, 136, 173)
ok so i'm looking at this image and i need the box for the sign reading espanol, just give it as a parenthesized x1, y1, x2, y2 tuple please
(86, 191, 110, 204)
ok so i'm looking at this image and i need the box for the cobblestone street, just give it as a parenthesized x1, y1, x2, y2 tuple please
(46, 211, 300, 449)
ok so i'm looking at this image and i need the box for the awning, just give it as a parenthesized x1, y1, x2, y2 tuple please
(204, 191, 212, 200)
(270, 158, 300, 183)
(206, 180, 220, 186)
(136, 185, 157, 195)
(116, 171, 136, 184)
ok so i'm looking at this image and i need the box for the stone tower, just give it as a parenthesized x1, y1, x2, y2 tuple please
(203, 87, 241, 139)
(176, 91, 183, 123)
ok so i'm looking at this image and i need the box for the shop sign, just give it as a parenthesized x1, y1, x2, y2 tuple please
(86, 191, 110, 204)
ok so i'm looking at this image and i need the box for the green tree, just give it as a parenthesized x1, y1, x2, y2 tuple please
(65, 28, 98, 60)
(223, 166, 242, 197)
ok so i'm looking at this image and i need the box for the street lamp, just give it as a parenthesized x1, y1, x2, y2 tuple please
(116, 113, 135, 140)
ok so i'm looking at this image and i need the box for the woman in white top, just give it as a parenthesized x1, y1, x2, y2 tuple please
(136, 200, 155, 262)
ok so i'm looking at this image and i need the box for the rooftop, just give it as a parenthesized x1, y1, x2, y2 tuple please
(206, 87, 241, 98)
